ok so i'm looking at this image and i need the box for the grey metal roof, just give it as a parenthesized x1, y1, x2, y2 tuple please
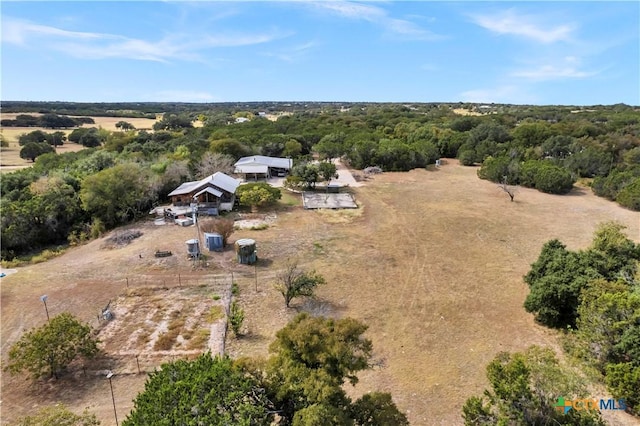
(168, 172, 240, 197)
(234, 155, 292, 170)
(194, 187, 222, 198)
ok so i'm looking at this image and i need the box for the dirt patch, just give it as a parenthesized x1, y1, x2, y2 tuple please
(234, 213, 278, 230)
(97, 286, 227, 357)
(102, 229, 143, 249)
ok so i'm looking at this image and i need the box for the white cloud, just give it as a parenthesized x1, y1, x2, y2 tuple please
(510, 56, 599, 81)
(1, 17, 118, 45)
(470, 9, 575, 43)
(309, 1, 443, 41)
(1, 16, 287, 62)
(511, 65, 597, 80)
(459, 85, 538, 104)
(311, 2, 385, 21)
(262, 40, 319, 62)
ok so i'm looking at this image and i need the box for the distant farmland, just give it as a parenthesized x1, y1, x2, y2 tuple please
(0, 114, 158, 173)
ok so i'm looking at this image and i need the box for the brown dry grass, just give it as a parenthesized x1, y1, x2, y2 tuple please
(0, 114, 158, 173)
(1, 161, 639, 425)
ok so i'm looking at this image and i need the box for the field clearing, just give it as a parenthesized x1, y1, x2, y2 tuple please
(1, 161, 639, 425)
(0, 114, 158, 173)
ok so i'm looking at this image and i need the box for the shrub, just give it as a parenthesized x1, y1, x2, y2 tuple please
(229, 301, 245, 336)
(200, 217, 234, 246)
(534, 163, 574, 194)
(458, 149, 476, 166)
(615, 178, 640, 211)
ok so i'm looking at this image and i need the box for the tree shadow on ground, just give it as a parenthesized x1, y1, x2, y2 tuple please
(296, 297, 346, 318)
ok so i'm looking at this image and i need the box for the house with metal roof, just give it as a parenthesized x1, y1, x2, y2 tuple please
(234, 155, 293, 180)
(167, 172, 240, 213)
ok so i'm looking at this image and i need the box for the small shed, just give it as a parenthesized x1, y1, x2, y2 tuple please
(204, 233, 224, 252)
(235, 238, 257, 265)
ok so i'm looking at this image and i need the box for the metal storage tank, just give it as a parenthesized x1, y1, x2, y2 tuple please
(235, 238, 257, 265)
(204, 233, 224, 252)
(186, 239, 200, 257)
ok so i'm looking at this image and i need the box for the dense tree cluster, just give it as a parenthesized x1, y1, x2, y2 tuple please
(123, 314, 408, 425)
(523, 222, 640, 414)
(1, 113, 94, 128)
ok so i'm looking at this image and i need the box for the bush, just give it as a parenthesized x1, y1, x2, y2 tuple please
(519, 161, 575, 194)
(229, 301, 245, 336)
(237, 182, 281, 211)
(200, 217, 234, 246)
(534, 163, 574, 194)
(615, 178, 640, 211)
(458, 149, 476, 166)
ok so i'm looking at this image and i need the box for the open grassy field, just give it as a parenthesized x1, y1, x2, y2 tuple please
(1, 161, 639, 425)
(0, 114, 158, 173)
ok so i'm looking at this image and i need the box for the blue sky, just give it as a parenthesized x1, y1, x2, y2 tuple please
(1, 1, 638, 105)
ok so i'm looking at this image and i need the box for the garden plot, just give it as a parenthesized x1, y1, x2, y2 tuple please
(97, 285, 228, 357)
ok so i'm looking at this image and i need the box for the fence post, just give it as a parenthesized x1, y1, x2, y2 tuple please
(135, 355, 141, 374)
(126, 277, 129, 288)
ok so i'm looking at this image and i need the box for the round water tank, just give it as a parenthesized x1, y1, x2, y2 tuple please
(236, 238, 256, 247)
(186, 239, 200, 256)
(235, 239, 257, 265)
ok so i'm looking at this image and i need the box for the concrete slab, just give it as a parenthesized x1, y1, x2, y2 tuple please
(302, 192, 358, 209)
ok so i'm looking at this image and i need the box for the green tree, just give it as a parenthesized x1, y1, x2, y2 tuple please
(574, 279, 640, 371)
(13, 404, 100, 426)
(317, 161, 338, 183)
(533, 163, 575, 194)
(314, 132, 346, 160)
(209, 137, 251, 159)
(5, 313, 99, 380)
(48, 131, 67, 147)
(80, 162, 152, 228)
(523, 240, 600, 328)
(123, 354, 274, 426)
(605, 363, 640, 414)
(18, 130, 49, 145)
(67, 127, 93, 144)
(273, 260, 326, 308)
(462, 347, 604, 426)
(78, 129, 103, 148)
(20, 142, 54, 162)
(237, 182, 282, 212)
(589, 221, 639, 280)
(152, 114, 193, 131)
(616, 178, 640, 211)
(283, 139, 303, 158)
(115, 121, 135, 131)
(229, 300, 245, 337)
(291, 163, 320, 188)
(268, 313, 375, 423)
(350, 392, 410, 425)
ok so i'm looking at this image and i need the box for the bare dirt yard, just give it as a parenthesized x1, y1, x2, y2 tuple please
(1, 160, 639, 425)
